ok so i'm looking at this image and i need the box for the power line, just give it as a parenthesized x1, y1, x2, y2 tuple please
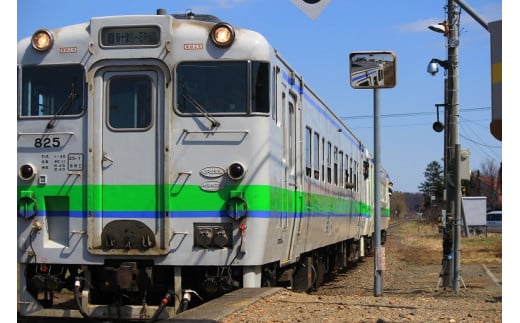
(458, 113, 502, 163)
(340, 107, 489, 120)
(344, 106, 501, 171)
(459, 133, 501, 149)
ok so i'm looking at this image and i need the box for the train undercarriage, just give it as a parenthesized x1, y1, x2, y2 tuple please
(19, 233, 384, 321)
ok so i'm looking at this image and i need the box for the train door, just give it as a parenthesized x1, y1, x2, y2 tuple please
(285, 92, 302, 261)
(88, 68, 167, 255)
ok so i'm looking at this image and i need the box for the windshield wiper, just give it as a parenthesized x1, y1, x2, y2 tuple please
(182, 92, 220, 129)
(46, 81, 79, 129)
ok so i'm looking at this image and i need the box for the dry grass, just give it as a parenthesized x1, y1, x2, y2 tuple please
(393, 220, 502, 266)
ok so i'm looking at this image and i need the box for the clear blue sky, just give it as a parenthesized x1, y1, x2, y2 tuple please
(14, 0, 503, 194)
(13, 0, 503, 193)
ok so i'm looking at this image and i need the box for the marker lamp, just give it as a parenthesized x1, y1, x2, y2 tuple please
(228, 162, 246, 181)
(31, 29, 54, 52)
(210, 23, 235, 48)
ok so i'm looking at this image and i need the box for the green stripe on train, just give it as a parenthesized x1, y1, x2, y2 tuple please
(18, 184, 386, 216)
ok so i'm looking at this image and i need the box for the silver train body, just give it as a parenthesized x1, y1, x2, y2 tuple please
(17, 10, 391, 321)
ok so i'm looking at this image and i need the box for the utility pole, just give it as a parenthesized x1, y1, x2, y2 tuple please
(447, 0, 461, 292)
(432, 0, 495, 292)
(429, 0, 461, 291)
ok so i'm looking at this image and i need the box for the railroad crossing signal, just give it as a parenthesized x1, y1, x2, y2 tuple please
(290, 0, 331, 19)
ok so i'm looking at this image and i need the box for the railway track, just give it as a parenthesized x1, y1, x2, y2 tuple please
(173, 219, 501, 322)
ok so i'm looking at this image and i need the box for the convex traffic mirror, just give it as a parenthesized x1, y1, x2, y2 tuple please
(349, 51, 397, 89)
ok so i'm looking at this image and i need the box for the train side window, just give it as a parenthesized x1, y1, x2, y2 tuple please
(327, 141, 332, 184)
(339, 151, 344, 187)
(251, 61, 270, 113)
(334, 146, 338, 185)
(108, 76, 152, 130)
(363, 160, 369, 180)
(354, 161, 358, 191)
(305, 127, 312, 177)
(344, 154, 348, 187)
(321, 137, 325, 182)
(313, 132, 320, 180)
(20, 65, 85, 117)
(349, 158, 353, 188)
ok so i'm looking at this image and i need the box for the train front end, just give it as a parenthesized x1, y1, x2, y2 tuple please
(17, 11, 274, 321)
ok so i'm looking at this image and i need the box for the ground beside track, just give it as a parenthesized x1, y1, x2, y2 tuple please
(218, 220, 502, 322)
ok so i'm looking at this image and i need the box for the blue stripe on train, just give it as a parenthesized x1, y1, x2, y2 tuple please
(42, 210, 377, 219)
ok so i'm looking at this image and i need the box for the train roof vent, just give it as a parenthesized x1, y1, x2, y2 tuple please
(172, 10, 221, 23)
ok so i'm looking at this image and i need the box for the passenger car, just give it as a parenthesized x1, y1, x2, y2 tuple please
(486, 210, 502, 233)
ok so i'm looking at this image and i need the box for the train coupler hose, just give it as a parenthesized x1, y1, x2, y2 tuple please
(74, 277, 96, 321)
(180, 289, 203, 312)
(147, 289, 174, 323)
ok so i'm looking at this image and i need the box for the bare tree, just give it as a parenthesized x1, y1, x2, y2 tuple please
(480, 158, 498, 177)
(471, 159, 502, 210)
(390, 191, 407, 219)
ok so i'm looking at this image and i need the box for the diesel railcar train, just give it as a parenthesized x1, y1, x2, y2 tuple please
(17, 9, 391, 321)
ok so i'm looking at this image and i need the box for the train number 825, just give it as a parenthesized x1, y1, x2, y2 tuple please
(34, 137, 61, 148)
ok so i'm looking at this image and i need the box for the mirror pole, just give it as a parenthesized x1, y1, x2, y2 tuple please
(374, 87, 383, 296)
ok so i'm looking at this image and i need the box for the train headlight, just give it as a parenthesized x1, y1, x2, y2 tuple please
(210, 23, 235, 48)
(31, 29, 54, 52)
(19, 163, 37, 181)
(227, 162, 246, 181)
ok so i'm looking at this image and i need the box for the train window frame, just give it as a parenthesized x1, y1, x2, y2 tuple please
(313, 132, 320, 180)
(107, 75, 154, 131)
(339, 151, 344, 187)
(334, 146, 338, 185)
(305, 126, 312, 177)
(19, 64, 86, 118)
(175, 60, 270, 116)
(251, 61, 270, 113)
(326, 141, 332, 184)
(344, 152, 350, 188)
(349, 158, 354, 189)
(321, 137, 325, 182)
(354, 161, 358, 191)
(363, 160, 370, 180)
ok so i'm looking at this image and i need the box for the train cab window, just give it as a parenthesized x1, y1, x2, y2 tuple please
(108, 76, 152, 129)
(176, 61, 270, 115)
(20, 65, 85, 117)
